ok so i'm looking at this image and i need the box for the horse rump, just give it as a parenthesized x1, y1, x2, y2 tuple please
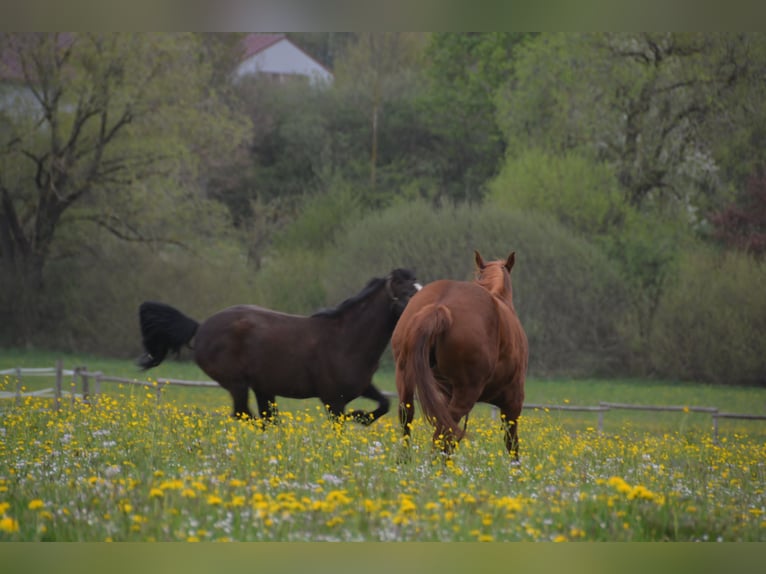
(137, 301, 199, 369)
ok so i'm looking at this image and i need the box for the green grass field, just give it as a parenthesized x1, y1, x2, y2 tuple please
(1, 349, 765, 541)
(2, 348, 764, 438)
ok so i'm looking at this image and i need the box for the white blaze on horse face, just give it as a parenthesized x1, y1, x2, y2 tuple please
(414, 283, 423, 291)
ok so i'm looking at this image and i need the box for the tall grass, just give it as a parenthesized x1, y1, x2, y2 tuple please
(1, 367, 764, 541)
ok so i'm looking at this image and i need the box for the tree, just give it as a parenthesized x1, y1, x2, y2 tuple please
(287, 33, 355, 70)
(422, 33, 535, 203)
(710, 172, 766, 257)
(497, 33, 764, 218)
(0, 33, 249, 340)
(333, 33, 427, 205)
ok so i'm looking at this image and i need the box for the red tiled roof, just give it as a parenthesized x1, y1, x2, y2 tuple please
(241, 33, 286, 60)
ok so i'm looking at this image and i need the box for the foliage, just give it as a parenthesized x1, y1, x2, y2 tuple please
(333, 33, 428, 205)
(709, 172, 766, 258)
(1, 384, 764, 541)
(323, 201, 630, 375)
(0, 33, 250, 345)
(497, 33, 763, 218)
(1, 33, 765, 387)
(489, 148, 628, 236)
(419, 33, 535, 203)
(0, 228, 255, 358)
(488, 147, 689, 372)
(648, 247, 766, 385)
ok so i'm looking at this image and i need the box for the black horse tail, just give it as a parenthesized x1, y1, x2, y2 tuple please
(137, 301, 199, 370)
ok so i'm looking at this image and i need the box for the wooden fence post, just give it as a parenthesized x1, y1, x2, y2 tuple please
(54, 360, 63, 411)
(81, 367, 90, 404)
(71, 366, 80, 407)
(712, 413, 719, 444)
(14, 367, 22, 406)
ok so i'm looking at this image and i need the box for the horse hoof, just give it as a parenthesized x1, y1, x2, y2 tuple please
(348, 410, 375, 425)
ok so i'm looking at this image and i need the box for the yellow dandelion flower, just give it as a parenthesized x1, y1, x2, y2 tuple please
(629, 485, 657, 501)
(607, 476, 632, 495)
(553, 535, 568, 542)
(149, 488, 164, 499)
(28, 499, 44, 511)
(181, 489, 197, 499)
(0, 502, 9, 515)
(160, 479, 184, 491)
(207, 495, 223, 506)
(474, 534, 492, 542)
(326, 490, 351, 505)
(0, 516, 19, 533)
(398, 496, 417, 513)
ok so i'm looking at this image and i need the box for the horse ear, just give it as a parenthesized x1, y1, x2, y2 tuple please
(505, 251, 516, 271)
(474, 250, 485, 270)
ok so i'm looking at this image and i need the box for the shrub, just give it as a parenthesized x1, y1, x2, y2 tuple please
(489, 148, 628, 236)
(648, 247, 766, 386)
(33, 236, 256, 358)
(325, 200, 630, 376)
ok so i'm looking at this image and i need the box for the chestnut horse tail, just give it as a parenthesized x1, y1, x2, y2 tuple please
(136, 301, 199, 370)
(402, 303, 464, 441)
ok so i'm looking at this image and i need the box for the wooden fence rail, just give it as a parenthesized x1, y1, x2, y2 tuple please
(3, 364, 766, 443)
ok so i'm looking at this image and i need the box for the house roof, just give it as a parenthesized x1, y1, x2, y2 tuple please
(239, 33, 333, 78)
(241, 33, 286, 60)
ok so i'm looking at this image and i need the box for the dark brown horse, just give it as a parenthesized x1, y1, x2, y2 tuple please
(137, 269, 420, 423)
(392, 251, 528, 459)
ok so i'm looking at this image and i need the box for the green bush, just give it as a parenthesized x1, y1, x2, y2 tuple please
(30, 236, 256, 358)
(489, 148, 628, 236)
(252, 248, 328, 315)
(324, 200, 630, 376)
(648, 247, 766, 386)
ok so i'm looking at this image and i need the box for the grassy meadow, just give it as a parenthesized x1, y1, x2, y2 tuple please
(1, 350, 765, 541)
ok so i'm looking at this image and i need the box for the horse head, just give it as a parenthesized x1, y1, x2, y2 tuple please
(385, 268, 422, 316)
(474, 250, 515, 301)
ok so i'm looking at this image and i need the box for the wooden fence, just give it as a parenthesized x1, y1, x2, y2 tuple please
(2, 362, 765, 443)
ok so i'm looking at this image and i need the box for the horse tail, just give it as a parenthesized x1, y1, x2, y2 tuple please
(401, 303, 464, 442)
(137, 301, 199, 370)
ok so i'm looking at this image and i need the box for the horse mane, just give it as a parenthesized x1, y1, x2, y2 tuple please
(311, 276, 387, 318)
(475, 262, 512, 300)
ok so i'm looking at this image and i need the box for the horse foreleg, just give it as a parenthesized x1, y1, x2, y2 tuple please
(347, 384, 391, 425)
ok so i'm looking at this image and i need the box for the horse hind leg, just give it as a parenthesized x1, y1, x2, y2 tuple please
(227, 383, 254, 421)
(255, 392, 279, 424)
(434, 384, 483, 454)
(347, 384, 390, 426)
(498, 402, 523, 461)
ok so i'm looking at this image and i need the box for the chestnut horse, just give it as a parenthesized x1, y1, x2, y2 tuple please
(137, 269, 420, 423)
(392, 251, 528, 459)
